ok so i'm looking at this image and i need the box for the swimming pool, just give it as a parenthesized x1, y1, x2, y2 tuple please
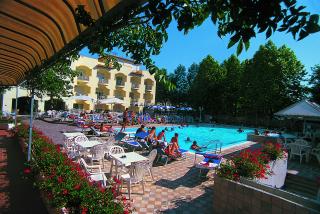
(121, 125, 253, 152)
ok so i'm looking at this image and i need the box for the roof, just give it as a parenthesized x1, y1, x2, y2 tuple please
(274, 99, 320, 120)
(0, 0, 141, 86)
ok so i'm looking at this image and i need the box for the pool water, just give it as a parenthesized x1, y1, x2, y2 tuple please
(121, 125, 253, 152)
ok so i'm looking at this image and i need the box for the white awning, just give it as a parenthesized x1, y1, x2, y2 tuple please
(274, 99, 320, 121)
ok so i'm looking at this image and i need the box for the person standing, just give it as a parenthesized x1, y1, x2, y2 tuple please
(120, 108, 128, 132)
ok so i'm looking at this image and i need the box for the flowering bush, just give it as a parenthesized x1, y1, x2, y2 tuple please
(16, 124, 131, 213)
(218, 142, 286, 181)
(261, 142, 286, 161)
(217, 149, 270, 181)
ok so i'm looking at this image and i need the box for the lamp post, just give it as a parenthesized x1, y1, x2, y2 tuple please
(199, 106, 204, 123)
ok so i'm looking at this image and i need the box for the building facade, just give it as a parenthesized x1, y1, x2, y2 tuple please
(1, 55, 156, 113)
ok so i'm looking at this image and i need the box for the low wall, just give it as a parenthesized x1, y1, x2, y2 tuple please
(247, 134, 278, 144)
(213, 176, 320, 214)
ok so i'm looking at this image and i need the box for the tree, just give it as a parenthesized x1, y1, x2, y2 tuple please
(309, 65, 320, 104)
(155, 68, 172, 105)
(171, 65, 189, 105)
(241, 41, 306, 117)
(190, 55, 225, 114)
(221, 55, 243, 116)
(21, 57, 79, 105)
(73, 1, 319, 89)
(187, 63, 199, 88)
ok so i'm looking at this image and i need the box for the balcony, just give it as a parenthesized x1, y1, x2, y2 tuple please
(115, 96, 124, 100)
(98, 79, 108, 85)
(116, 82, 125, 88)
(77, 75, 89, 81)
(145, 85, 153, 91)
(130, 99, 139, 106)
(131, 83, 140, 90)
(75, 92, 89, 96)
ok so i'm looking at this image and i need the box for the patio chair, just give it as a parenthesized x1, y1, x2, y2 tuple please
(79, 158, 108, 187)
(88, 144, 105, 168)
(120, 162, 146, 199)
(74, 135, 89, 144)
(195, 153, 223, 176)
(145, 149, 157, 181)
(109, 146, 126, 175)
(288, 143, 308, 164)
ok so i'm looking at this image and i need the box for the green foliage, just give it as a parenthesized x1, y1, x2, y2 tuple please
(21, 56, 79, 99)
(309, 64, 320, 104)
(16, 124, 130, 213)
(72, 0, 319, 90)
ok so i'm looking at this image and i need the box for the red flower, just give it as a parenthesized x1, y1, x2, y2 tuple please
(57, 176, 63, 183)
(123, 210, 129, 214)
(81, 207, 88, 214)
(23, 168, 31, 174)
(62, 189, 68, 195)
(74, 184, 81, 190)
(55, 145, 61, 152)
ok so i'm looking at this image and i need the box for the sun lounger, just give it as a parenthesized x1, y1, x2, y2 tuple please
(195, 153, 223, 176)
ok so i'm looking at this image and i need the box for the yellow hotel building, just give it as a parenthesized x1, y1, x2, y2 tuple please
(1, 55, 156, 113)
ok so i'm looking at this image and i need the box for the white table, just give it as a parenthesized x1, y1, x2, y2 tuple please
(75, 140, 102, 149)
(63, 132, 84, 138)
(110, 152, 148, 176)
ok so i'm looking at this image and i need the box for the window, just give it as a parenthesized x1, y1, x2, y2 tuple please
(116, 77, 123, 86)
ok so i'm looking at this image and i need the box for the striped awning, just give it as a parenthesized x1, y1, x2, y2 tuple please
(0, 0, 139, 86)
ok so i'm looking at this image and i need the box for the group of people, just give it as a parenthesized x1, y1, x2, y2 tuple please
(135, 125, 183, 159)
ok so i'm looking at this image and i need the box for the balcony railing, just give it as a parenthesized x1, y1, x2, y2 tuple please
(116, 82, 125, 87)
(145, 85, 153, 91)
(131, 83, 140, 89)
(115, 96, 124, 100)
(98, 79, 108, 84)
(75, 92, 89, 96)
(77, 75, 89, 81)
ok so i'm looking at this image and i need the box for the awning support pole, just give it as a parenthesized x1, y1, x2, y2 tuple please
(27, 93, 35, 161)
(14, 86, 18, 127)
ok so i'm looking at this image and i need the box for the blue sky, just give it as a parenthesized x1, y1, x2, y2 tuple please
(80, 0, 319, 75)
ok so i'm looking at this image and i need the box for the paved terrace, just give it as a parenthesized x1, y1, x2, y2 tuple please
(3, 120, 320, 213)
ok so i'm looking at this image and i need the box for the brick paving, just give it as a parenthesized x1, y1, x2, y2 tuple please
(0, 130, 47, 213)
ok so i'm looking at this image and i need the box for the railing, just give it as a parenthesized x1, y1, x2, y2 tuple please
(116, 82, 125, 87)
(145, 85, 153, 91)
(75, 92, 88, 96)
(98, 79, 108, 84)
(115, 96, 124, 100)
(131, 83, 140, 89)
(77, 75, 89, 81)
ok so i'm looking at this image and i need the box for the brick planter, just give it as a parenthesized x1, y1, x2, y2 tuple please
(213, 176, 320, 214)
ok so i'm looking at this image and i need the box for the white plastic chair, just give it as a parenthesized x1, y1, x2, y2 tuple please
(145, 149, 157, 181)
(74, 135, 89, 144)
(120, 162, 146, 199)
(109, 146, 125, 175)
(89, 144, 105, 168)
(288, 144, 308, 164)
(79, 158, 107, 187)
(311, 144, 320, 165)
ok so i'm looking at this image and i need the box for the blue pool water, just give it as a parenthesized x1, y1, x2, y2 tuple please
(120, 125, 253, 152)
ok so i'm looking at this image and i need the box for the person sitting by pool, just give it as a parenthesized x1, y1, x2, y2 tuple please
(136, 125, 145, 134)
(165, 133, 182, 158)
(147, 126, 157, 145)
(254, 129, 259, 135)
(190, 141, 202, 152)
(264, 129, 270, 136)
(185, 137, 191, 142)
(237, 128, 243, 133)
(157, 130, 166, 141)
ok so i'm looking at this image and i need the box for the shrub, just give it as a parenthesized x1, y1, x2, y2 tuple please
(16, 124, 131, 213)
(261, 142, 286, 161)
(218, 142, 286, 181)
